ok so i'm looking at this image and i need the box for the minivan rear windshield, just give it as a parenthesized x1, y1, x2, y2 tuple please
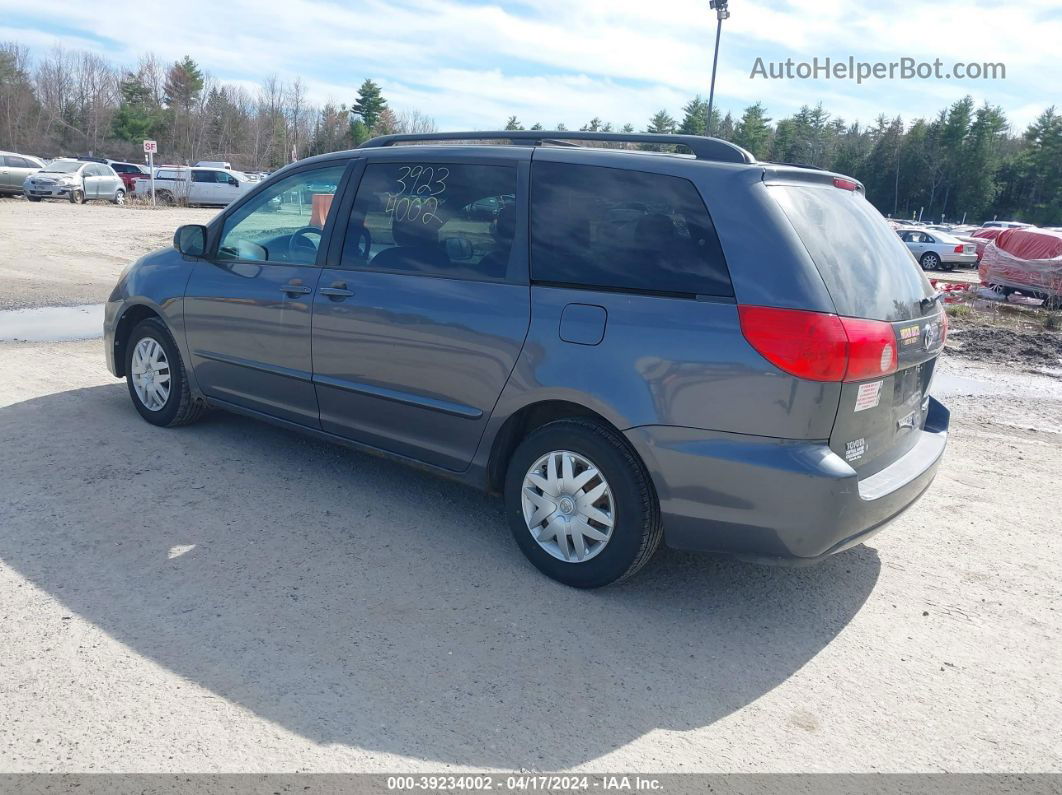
(769, 184, 935, 322)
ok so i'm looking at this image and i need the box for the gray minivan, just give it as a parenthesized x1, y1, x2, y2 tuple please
(104, 131, 949, 587)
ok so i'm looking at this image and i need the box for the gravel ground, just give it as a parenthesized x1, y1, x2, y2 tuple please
(0, 203, 1060, 773)
(0, 198, 216, 310)
(0, 345, 1059, 773)
(948, 326, 1062, 368)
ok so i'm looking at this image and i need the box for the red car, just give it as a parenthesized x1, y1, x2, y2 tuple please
(107, 161, 149, 192)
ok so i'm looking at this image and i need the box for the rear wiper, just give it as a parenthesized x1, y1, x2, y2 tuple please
(920, 293, 944, 312)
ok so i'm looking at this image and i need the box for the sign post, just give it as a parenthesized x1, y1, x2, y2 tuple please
(143, 140, 157, 206)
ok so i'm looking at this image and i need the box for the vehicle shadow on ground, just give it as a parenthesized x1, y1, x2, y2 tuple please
(0, 384, 881, 768)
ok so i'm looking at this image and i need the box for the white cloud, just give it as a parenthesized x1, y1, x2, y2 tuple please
(0, 0, 1055, 132)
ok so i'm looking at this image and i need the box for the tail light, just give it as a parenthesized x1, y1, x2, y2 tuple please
(833, 177, 860, 191)
(738, 306, 897, 383)
(954, 244, 964, 253)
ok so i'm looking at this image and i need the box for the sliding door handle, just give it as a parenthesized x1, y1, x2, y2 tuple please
(319, 281, 354, 300)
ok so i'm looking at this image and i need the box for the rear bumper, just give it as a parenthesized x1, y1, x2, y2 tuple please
(625, 397, 949, 562)
(942, 252, 977, 265)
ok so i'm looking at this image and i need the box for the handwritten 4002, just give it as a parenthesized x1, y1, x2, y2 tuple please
(385, 165, 449, 224)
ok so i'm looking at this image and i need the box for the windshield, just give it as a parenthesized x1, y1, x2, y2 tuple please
(43, 161, 84, 174)
(769, 184, 936, 322)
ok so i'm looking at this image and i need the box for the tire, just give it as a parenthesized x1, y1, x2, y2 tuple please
(156, 190, 174, 205)
(1043, 294, 1062, 311)
(26, 195, 40, 202)
(503, 419, 662, 588)
(69, 189, 85, 205)
(125, 318, 206, 427)
(920, 252, 940, 271)
(112, 189, 125, 205)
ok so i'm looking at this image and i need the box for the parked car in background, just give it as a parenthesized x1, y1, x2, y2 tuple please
(23, 159, 125, 204)
(0, 151, 45, 195)
(107, 161, 149, 192)
(981, 220, 1031, 229)
(980, 227, 1062, 309)
(193, 160, 232, 169)
(896, 227, 976, 270)
(104, 129, 949, 587)
(969, 226, 1005, 261)
(132, 166, 253, 206)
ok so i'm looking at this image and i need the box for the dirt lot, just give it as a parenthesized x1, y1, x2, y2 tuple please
(0, 198, 217, 310)
(0, 201, 1060, 773)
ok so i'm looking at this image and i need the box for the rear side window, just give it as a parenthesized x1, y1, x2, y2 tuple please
(769, 185, 935, 322)
(6, 155, 31, 168)
(341, 162, 518, 282)
(531, 161, 732, 297)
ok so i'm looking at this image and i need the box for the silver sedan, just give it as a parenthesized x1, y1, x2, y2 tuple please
(895, 227, 977, 271)
(23, 159, 126, 204)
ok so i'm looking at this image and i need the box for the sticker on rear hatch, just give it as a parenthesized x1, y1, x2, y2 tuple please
(899, 324, 921, 346)
(845, 438, 866, 461)
(854, 380, 882, 412)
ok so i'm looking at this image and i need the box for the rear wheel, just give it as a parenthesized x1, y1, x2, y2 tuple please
(125, 318, 206, 427)
(112, 189, 125, 205)
(504, 419, 662, 588)
(920, 252, 940, 271)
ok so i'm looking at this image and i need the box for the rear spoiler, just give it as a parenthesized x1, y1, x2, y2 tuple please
(760, 164, 865, 194)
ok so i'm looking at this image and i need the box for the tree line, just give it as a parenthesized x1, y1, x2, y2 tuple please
(0, 43, 435, 173)
(1, 41, 1058, 224)
(504, 97, 1061, 226)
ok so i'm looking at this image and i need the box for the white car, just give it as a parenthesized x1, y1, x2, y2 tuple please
(23, 159, 126, 204)
(895, 227, 977, 271)
(133, 166, 253, 207)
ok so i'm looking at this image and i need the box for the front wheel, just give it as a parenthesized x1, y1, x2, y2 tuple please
(125, 318, 206, 427)
(69, 189, 86, 204)
(504, 419, 662, 588)
(25, 195, 41, 202)
(920, 252, 940, 271)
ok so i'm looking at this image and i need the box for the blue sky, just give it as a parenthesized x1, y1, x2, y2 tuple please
(0, 0, 1057, 133)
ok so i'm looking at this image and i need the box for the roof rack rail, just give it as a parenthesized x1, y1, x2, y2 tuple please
(358, 130, 756, 164)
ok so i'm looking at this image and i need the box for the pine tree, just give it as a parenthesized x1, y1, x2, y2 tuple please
(733, 102, 772, 159)
(678, 96, 709, 136)
(351, 79, 387, 131)
(646, 110, 676, 135)
(505, 115, 524, 130)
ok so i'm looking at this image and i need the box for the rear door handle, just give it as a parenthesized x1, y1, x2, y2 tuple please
(280, 284, 312, 296)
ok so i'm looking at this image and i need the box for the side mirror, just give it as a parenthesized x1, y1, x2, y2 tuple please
(174, 224, 207, 257)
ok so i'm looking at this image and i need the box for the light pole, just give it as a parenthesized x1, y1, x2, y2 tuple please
(706, 0, 730, 137)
